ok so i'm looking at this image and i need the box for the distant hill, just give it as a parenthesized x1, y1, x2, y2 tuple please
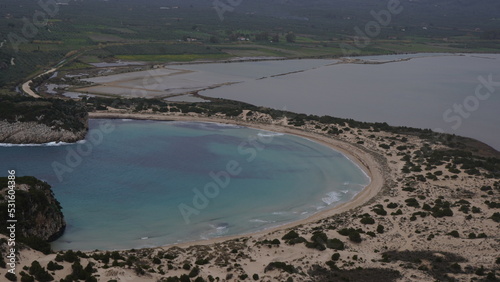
(0, 0, 498, 88)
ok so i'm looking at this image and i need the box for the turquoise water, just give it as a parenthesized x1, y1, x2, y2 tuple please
(0, 120, 369, 250)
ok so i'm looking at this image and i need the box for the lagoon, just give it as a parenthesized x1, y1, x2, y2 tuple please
(196, 54, 500, 150)
(0, 119, 369, 250)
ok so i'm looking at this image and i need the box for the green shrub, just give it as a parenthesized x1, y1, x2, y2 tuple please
(195, 258, 209, 265)
(62, 250, 79, 263)
(379, 144, 390, 149)
(47, 261, 64, 271)
(377, 225, 384, 234)
(360, 217, 375, 225)
(349, 231, 362, 243)
(264, 262, 297, 274)
(447, 231, 460, 238)
(475, 266, 485, 276)
(188, 267, 200, 277)
(5, 272, 17, 281)
(28, 261, 53, 282)
(491, 212, 500, 222)
(373, 207, 387, 216)
(391, 209, 403, 216)
(21, 274, 35, 282)
(450, 263, 461, 271)
(282, 230, 299, 240)
(325, 260, 338, 270)
(164, 253, 178, 260)
(431, 207, 453, 217)
(405, 198, 420, 208)
(305, 241, 326, 251)
(387, 203, 398, 209)
(332, 253, 341, 261)
(326, 238, 345, 250)
(311, 232, 328, 244)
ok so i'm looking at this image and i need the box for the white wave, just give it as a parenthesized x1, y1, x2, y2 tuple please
(272, 211, 289, 215)
(257, 132, 284, 138)
(0, 141, 76, 147)
(120, 119, 133, 121)
(249, 219, 269, 223)
(140, 236, 149, 240)
(210, 123, 241, 128)
(322, 191, 342, 205)
(203, 224, 229, 238)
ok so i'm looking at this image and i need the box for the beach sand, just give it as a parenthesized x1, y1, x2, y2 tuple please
(1, 110, 498, 281)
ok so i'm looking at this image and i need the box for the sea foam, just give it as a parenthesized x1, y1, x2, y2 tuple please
(0, 140, 85, 147)
(322, 191, 342, 205)
(257, 132, 285, 137)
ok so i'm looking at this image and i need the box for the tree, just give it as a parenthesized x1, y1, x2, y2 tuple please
(286, 32, 296, 43)
(209, 36, 220, 43)
(255, 32, 269, 41)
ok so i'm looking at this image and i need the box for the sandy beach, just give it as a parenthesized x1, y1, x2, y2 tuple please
(1, 110, 498, 282)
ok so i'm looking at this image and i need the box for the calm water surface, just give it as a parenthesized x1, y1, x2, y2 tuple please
(0, 120, 369, 250)
(197, 53, 500, 150)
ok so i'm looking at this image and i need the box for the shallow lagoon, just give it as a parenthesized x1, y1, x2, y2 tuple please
(0, 120, 369, 250)
(198, 54, 500, 150)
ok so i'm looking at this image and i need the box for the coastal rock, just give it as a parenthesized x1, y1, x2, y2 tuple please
(0, 95, 89, 144)
(0, 176, 66, 241)
(0, 120, 87, 144)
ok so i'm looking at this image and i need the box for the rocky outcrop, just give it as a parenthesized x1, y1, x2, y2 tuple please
(0, 95, 89, 144)
(0, 177, 66, 241)
(0, 121, 87, 144)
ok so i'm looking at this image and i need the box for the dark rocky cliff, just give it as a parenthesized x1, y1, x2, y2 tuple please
(0, 176, 66, 242)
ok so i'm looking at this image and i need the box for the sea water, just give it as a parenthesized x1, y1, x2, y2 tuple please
(0, 119, 369, 250)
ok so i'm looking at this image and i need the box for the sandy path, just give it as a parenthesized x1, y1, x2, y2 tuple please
(88, 112, 386, 249)
(21, 68, 58, 98)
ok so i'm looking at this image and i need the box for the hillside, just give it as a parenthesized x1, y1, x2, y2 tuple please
(0, 96, 88, 144)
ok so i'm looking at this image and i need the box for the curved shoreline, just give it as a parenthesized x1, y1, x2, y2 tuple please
(88, 112, 386, 250)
